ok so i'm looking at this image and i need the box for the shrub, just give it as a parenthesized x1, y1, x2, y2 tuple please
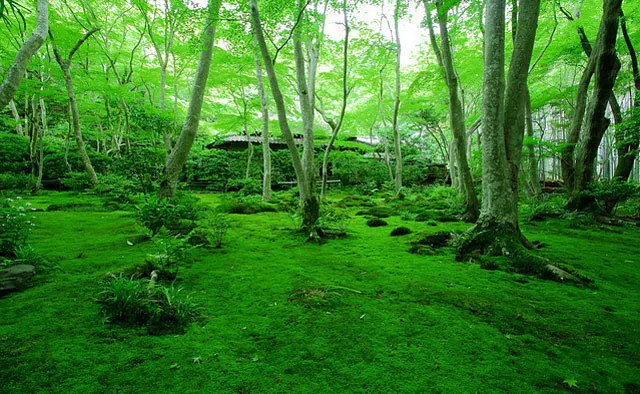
(98, 274, 199, 334)
(585, 180, 639, 214)
(0, 197, 36, 258)
(0, 133, 30, 173)
(218, 195, 277, 215)
(94, 174, 137, 197)
(227, 178, 262, 196)
(61, 172, 92, 191)
(0, 173, 35, 191)
(317, 206, 350, 235)
(143, 237, 194, 280)
(136, 194, 200, 236)
(13, 244, 49, 268)
(207, 213, 230, 248)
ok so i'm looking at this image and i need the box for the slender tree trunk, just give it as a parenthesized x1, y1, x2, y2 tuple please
(319, 0, 350, 199)
(158, 0, 221, 198)
(567, 0, 622, 210)
(8, 100, 24, 135)
(425, 0, 479, 221)
(0, 0, 48, 110)
(613, 11, 639, 181)
(293, 0, 319, 232)
(50, 28, 101, 187)
(251, 0, 317, 233)
(254, 52, 272, 201)
(525, 88, 542, 196)
(391, 0, 403, 192)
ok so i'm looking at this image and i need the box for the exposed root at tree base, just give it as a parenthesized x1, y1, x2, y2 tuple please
(456, 219, 592, 285)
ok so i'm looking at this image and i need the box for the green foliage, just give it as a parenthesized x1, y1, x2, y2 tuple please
(521, 195, 566, 222)
(0, 133, 30, 173)
(218, 195, 277, 215)
(206, 213, 230, 248)
(0, 196, 35, 257)
(98, 274, 199, 335)
(136, 194, 199, 236)
(61, 172, 92, 191)
(0, 173, 34, 191)
(143, 236, 194, 280)
(112, 148, 164, 194)
(583, 180, 639, 214)
(227, 178, 262, 196)
(316, 205, 350, 235)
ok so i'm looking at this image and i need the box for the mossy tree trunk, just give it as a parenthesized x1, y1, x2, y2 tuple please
(457, 0, 541, 258)
(424, 0, 480, 222)
(0, 0, 48, 111)
(250, 0, 319, 235)
(51, 28, 101, 187)
(567, 0, 623, 210)
(158, 0, 221, 199)
(254, 51, 272, 201)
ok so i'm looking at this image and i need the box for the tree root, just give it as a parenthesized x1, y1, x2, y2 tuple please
(456, 217, 592, 285)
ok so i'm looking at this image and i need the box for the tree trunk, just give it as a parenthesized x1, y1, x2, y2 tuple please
(50, 28, 101, 187)
(567, 0, 622, 210)
(293, 0, 319, 232)
(391, 0, 403, 192)
(458, 0, 541, 258)
(0, 0, 48, 111)
(525, 88, 542, 196)
(425, 0, 479, 221)
(319, 0, 349, 199)
(254, 52, 272, 201)
(251, 0, 317, 233)
(8, 100, 24, 135)
(158, 0, 221, 198)
(613, 11, 639, 181)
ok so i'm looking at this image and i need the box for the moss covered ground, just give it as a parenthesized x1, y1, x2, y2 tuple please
(1, 191, 639, 393)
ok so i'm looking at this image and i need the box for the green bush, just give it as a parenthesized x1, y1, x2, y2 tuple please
(317, 205, 350, 234)
(136, 194, 200, 236)
(584, 180, 639, 214)
(0, 173, 35, 191)
(61, 172, 92, 191)
(0, 133, 30, 174)
(98, 274, 199, 334)
(0, 197, 36, 258)
(228, 178, 262, 196)
(142, 237, 194, 280)
(218, 195, 277, 214)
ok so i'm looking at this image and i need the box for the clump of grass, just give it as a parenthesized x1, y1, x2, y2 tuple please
(98, 274, 200, 335)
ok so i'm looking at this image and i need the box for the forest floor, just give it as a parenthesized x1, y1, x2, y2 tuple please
(1, 190, 639, 394)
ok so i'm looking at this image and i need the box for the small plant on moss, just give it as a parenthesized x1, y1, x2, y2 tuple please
(14, 244, 49, 268)
(317, 206, 350, 235)
(207, 213, 230, 248)
(98, 274, 199, 334)
(218, 195, 277, 215)
(143, 237, 194, 280)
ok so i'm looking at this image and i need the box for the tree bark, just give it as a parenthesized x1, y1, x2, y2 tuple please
(613, 10, 639, 181)
(0, 0, 48, 111)
(425, 0, 479, 222)
(391, 0, 403, 192)
(158, 0, 220, 198)
(318, 0, 350, 199)
(250, 0, 317, 233)
(567, 0, 622, 210)
(458, 0, 541, 258)
(50, 28, 100, 187)
(254, 51, 272, 201)
(8, 99, 24, 135)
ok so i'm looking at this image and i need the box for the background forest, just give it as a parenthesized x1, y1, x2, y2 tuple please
(1, 0, 640, 393)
